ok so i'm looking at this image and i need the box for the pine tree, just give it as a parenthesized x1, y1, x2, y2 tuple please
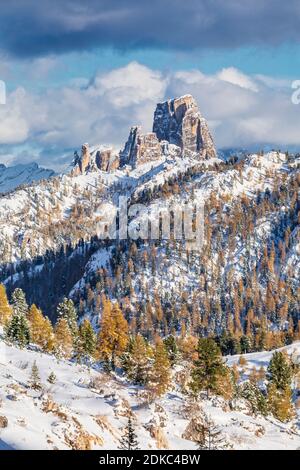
(266, 351, 294, 422)
(240, 335, 252, 353)
(189, 338, 226, 398)
(0, 284, 12, 325)
(122, 334, 152, 385)
(267, 351, 292, 391)
(77, 318, 97, 359)
(149, 341, 171, 397)
(54, 317, 73, 359)
(239, 381, 268, 416)
(163, 335, 179, 366)
(119, 416, 140, 450)
(5, 308, 30, 348)
(11, 288, 28, 317)
(29, 361, 41, 390)
(56, 298, 78, 338)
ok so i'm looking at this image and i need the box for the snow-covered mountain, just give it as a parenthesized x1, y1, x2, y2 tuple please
(0, 94, 299, 451)
(0, 162, 55, 195)
(0, 93, 299, 339)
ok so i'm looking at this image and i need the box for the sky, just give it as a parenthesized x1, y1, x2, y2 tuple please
(0, 0, 300, 171)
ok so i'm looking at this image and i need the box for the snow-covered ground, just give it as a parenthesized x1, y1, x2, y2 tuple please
(0, 338, 299, 450)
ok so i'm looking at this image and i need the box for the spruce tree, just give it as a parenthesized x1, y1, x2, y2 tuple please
(56, 298, 78, 338)
(189, 338, 226, 398)
(267, 351, 292, 391)
(29, 361, 42, 390)
(163, 335, 179, 366)
(119, 416, 140, 450)
(266, 351, 294, 422)
(0, 284, 12, 325)
(5, 308, 30, 348)
(239, 381, 268, 416)
(11, 288, 28, 317)
(78, 318, 97, 359)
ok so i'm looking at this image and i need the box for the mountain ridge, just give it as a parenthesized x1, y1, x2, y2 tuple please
(0, 161, 55, 195)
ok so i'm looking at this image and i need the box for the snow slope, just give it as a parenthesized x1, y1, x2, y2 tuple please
(0, 337, 299, 450)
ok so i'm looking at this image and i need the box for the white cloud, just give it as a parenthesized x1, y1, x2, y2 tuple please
(0, 88, 29, 144)
(217, 67, 258, 92)
(91, 61, 167, 107)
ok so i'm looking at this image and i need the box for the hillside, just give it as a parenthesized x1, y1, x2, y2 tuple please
(0, 335, 299, 450)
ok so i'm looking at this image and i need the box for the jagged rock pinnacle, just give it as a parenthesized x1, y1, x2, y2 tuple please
(119, 126, 162, 168)
(153, 94, 216, 159)
(72, 94, 217, 174)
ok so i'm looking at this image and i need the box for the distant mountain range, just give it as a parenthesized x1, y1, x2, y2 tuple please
(0, 162, 55, 195)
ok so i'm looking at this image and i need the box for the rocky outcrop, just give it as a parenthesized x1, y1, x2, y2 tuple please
(153, 94, 216, 159)
(72, 144, 91, 176)
(145, 423, 169, 449)
(72, 144, 119, 175)
(72, 94, 216, 174)
(0, 416, 8, 428)
(120, 126, 163, 168)
(95, 148, 119, 172)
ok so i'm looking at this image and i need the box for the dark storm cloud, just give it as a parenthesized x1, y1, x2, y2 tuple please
(0, 0, 299, 57)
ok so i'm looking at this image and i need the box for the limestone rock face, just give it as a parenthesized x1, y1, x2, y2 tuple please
(120, 126, 162, 168)
(71, 144, 91, 176)
(72, 144, 119, 175)
(95, 149, 119, 172)
(153, 94, 216, 159)
(71, 94, 216, 174)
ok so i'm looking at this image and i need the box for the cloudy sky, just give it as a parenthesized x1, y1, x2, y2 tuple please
(0, 0, 299, 170)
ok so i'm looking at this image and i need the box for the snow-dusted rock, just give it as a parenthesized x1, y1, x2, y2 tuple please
(153, 94, 217, 159)
(120, 126, 163, 168)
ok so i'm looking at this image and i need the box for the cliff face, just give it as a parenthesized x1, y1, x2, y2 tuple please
(95, 148, 119, 172)
(72, 94, 217, 174)
(153, 94, 216, 159)
(71, 144, 91, 176)
(71, 144, 119, 175)
(120, 126, 162, 168)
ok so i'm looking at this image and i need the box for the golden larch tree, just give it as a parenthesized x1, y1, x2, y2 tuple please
(0, 284, 12, 325)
